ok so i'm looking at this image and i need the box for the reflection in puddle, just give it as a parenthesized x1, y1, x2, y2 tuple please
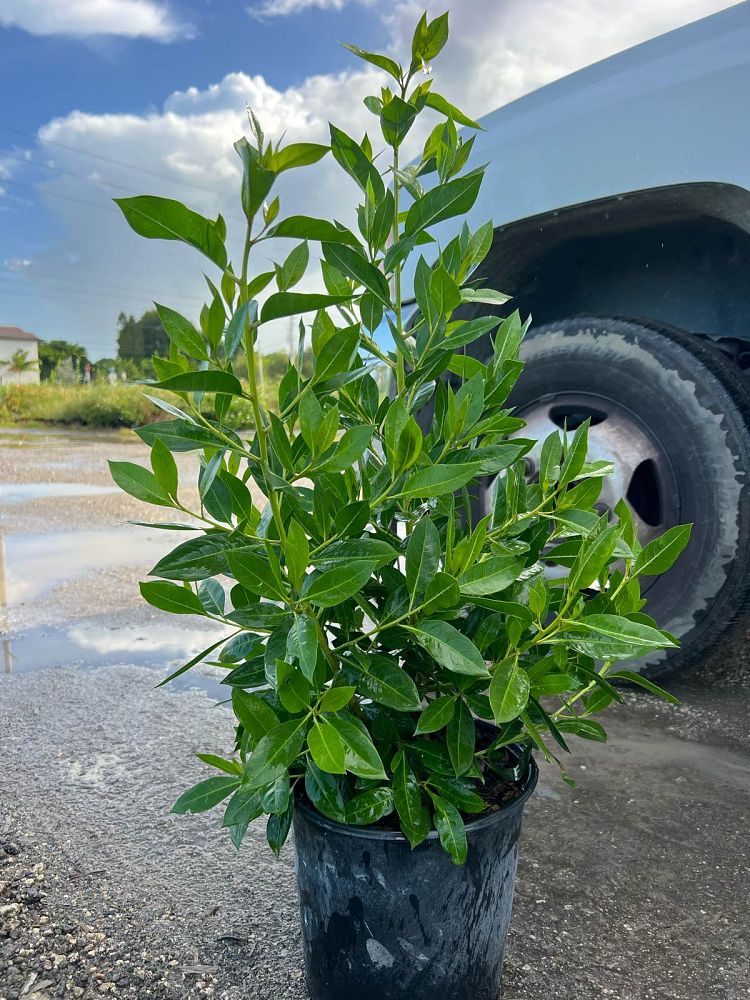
(2, 618, 229, 699)
(2, 527, 171, 604)
(0, 482, 119, 504)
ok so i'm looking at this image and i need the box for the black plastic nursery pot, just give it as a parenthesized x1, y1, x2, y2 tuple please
(292, 750, 538, 1000)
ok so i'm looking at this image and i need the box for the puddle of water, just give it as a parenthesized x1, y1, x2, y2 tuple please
(2, 618, 230, 700)
(2, 527, 171, 604)
(0, 482, 119, 504)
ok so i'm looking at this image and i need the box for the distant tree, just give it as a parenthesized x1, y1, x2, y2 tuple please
(1, 349, 38, 383)
(38, 340, 88, 381)
(117, 310, 169, 362)
(54, 358, 78, 385)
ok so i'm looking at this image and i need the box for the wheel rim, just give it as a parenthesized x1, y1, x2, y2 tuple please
(507, 392, 681, 591)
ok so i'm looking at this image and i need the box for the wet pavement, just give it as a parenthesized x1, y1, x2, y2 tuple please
(0, 426, 748, 1000)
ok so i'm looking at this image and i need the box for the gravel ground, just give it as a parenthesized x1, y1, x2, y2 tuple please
(1, 427, 749, 1000)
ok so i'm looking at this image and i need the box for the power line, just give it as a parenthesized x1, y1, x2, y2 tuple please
(0, 121, 240, 200)
(0, 148, 246, 227)
(0, 270, 207, 306)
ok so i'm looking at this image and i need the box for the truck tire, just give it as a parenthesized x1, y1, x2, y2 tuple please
(499, 317, 750, 678)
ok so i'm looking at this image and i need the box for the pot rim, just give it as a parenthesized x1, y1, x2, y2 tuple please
(294, 746, 539, 842)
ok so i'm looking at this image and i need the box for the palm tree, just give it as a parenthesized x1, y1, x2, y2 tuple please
(1, 349, 38, 384)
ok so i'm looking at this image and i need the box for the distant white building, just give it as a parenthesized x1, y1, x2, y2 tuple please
(0, 327, 40, 385)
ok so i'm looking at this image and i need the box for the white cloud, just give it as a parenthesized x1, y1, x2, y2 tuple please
(249, 0, 353, 17)
(0, 0, 191, 41)
(7, 0, 733, 357)
(4, 258, 33, 272)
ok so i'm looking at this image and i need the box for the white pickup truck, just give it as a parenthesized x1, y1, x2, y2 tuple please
(432, 3, 750, 677)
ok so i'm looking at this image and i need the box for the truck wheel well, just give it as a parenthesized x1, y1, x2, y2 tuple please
(483, 182, 750, 348)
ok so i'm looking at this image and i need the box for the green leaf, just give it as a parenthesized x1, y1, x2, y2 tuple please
(342, 43, 401, 81)
(431, 794, 468, 865)
(353, 657, 421, 712)
(139, 581, 207, 616)
(424, 91, 481, 129)
(404, 174, 482, 236)
(319, 685, 356, 713)
(287, 614, 318, 682)
(305, 762, 345, 822)
(195, 753, 242, 776)
(633, 524, 692, 577)
(559, 419, 589, 487)
(392, 750, 430, 848)
(458, 556, 522, 597)
(226, 549, 288, 602)
(150, 439, 178, 498)
(277, 660, 311, 713)
(329, 123, 385, 201)
(260, 292, 351, 323)
(428, 776, 485, 813)
(222, 786, 263, 829)
(415, 695, 455, 735)
(608, 670, 679, 705)
(314, 538, 398, 571)
(109, 461, 170, 507)
(266, 801, 294, 857)
(344, 787, 395, 826)
(409, 621, 488, 677)
(232, 689, 280, 741)
(422, 572, 460, 614)
(154, 303, 209, 361)
(405, 516, 440, 598)
(573, 615, 678, 651)
(245, 718, 307, 790)
(322, 243, 391, 306)
(266, 215, 360, 247)
(172, 776, 239, 814)
(308, 719, 346, 773)
(567, 524, 620, 594)
(489, 660, 530, 723)
(198, 579, 225, 615)
(136, 419, 229, 453)
(115, 195, 227, 268)
(302, 561, 375, 607)
(554, 718, 608, 742)
(446, 699, 475, 776)
(279, 241, 309, 291)
(327, 713, 386, 779)
(313, 325, 361, 383)
(155, 370, 244, 396)
(316, 425, 374, 473)
(149, 534, 234, 581)
(224, 300, 256, 359)
(400, 462, 482, 498)
(459, 287, 511, 307)
(271, 142, 329, 173)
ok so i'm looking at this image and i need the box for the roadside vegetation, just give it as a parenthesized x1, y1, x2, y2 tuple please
(0, 383, 257, 429)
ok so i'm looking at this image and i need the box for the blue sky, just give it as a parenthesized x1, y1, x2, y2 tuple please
(0, 0, 733, 359)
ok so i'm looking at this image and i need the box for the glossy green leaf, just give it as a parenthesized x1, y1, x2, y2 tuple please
(415, 695, 455, 735)
(632, 524, 692, 577)
(308, 719, 346, 773)
(327, 713, 386, 779)
(431, 794, 467, 865)
(109, 461, 171, 507)
(260, 292, 351, 323)
(409, 621, 488, 677)
(302, 561, 375, 607)
(405, 516, 440, 598)
(139, 581, 207, 616)
(344, 787, 395, 825)
(172, 776, 239, 814)
(404, 174, 482, 235)
(400, 462, 482, 498)
(489, 660, 530, 723)
(446, 699, 475, 776)
(115, 195, 227, 269)
(155, 303, 209, 361)
(392, 750, 430, 848)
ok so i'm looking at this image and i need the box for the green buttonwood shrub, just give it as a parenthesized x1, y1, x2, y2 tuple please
(109, 11, 691, 863)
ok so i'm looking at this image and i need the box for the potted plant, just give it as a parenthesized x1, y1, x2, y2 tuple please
(109, 12, 691, 1000)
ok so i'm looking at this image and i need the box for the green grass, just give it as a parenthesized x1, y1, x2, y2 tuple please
(0, 383, 256, 430)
